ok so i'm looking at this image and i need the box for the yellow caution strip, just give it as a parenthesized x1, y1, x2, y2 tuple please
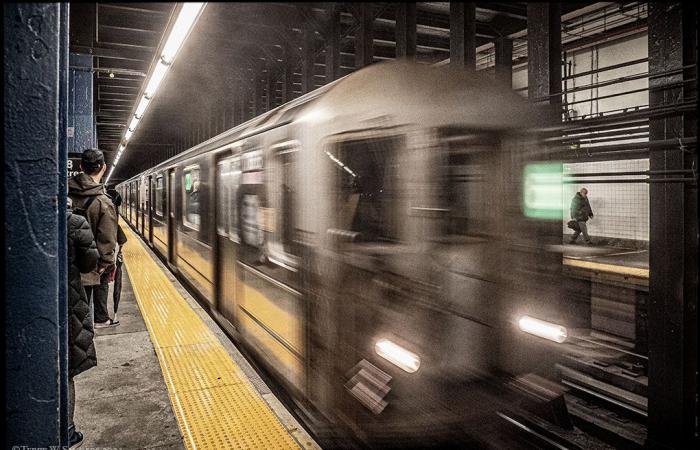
(563, 257, 649, 279)
(121, 225, 301, 450)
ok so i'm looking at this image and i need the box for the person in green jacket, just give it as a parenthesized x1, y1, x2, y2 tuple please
(569, 187, 594, 245)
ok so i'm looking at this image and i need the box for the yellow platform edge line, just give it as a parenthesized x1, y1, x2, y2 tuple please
(121, 225, 301, 450)
(563, 257, 649, 279)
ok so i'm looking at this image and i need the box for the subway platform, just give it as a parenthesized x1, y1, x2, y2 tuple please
(73, 225, 319, 449)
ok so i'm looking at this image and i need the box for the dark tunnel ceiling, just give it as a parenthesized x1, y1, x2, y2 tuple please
(70, 2, 595, 180)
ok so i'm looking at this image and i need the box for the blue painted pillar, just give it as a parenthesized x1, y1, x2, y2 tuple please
(68, 53, 95, 152)
(4, 2, 70, 447)
(58, 3, 70, 447)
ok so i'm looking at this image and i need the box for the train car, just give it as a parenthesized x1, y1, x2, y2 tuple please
(116, 61, 616, 448)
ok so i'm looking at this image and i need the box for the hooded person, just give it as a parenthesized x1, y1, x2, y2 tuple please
(66, 196, 99, 447)
(68, 148, 120, 327)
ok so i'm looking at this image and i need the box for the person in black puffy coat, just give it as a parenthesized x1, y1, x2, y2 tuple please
(67, 197, 99, 447)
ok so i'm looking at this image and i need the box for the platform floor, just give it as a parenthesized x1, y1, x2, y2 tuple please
(74, 225, 319, 449)
(563, 244, 649, 279)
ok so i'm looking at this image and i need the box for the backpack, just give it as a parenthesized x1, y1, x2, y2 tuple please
(73, 196, 97, 223)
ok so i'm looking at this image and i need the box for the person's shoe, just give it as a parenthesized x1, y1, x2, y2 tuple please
(69, 429, 84, 448)
(94, 319, 119, 328)
(585, 241, 595, 246)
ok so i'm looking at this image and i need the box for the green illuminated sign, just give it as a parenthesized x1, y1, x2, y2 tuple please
(185, 173, 192, 191)
(522, 162, 564, 220)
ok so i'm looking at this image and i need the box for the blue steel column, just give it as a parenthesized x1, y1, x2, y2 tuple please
(4, 2, 69, 447)
(68, 53, 95, 152)
(58, 3, 70, 448)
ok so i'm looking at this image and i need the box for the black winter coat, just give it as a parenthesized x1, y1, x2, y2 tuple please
(68, 210, 99, 377)
(570, 192, 593, 222)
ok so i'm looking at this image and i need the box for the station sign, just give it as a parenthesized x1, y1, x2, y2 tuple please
(68, 152, 83, 179)
(522, 162, 564, 220)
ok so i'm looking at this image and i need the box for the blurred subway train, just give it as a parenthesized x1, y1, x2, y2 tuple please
(117, 61, 605, 449)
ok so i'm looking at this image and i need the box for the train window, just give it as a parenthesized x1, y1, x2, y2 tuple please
(216, 161, 230, 236)
(216, 157, 241, 239)
(329, 136, 401, 242)
(216, 156, 241, 237)
(228, 157, 242, 240)
(155, 175, 164, 215)
(269, 144, 299, 260)
(241, 193, 263, 247)
(443, 132, 499, 236)
(183, 165, 201, 230)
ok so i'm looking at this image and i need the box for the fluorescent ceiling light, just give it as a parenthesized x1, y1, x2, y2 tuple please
(113, 2, 205, 183)
(135, 96, 150, 118)
(145, 61, 169, 98)
(161, 3, 205, 64)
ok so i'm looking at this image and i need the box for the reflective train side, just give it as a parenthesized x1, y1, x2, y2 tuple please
(117, 61, 569, 448)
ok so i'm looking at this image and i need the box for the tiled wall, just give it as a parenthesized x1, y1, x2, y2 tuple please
(562, 159, 649, 242)
(511, 32, 650, 243)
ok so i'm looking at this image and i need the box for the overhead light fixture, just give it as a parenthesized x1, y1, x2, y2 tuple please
(161, 3, 205, 64)
(145, 61, 169, 98)
(109, 72, 115, 79)
(128, 116, 140, 131)
(134, 96, 150, 118)
(106, 2, 207, 185)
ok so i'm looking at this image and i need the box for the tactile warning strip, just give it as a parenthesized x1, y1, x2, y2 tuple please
(121, 225, 301, 450)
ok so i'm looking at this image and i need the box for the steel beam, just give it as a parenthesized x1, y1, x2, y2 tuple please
(396, 3, 417, 60)
(264, 64, 272, 112)
(527, 3, 562, 108)
(646, 3, 698, 449)
(354, 3, 374, 68)
(449, 2, 476, 70)
(302, 28, 316, 94)
(283, 42, 296, 102)
(325, 4, 340, 82)
(240, 85, 250, 122)
(495, 37, 513, 88)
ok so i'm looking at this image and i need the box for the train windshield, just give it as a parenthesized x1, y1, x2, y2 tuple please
(329, 136, 402, 243)
(442, 131, 501, 239)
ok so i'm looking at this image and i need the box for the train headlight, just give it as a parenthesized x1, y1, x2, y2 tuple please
(375, 339, 421, 373)
(518, 316, 568, 343)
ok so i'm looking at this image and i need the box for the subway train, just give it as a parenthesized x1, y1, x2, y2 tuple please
(117, 61, 606, 448)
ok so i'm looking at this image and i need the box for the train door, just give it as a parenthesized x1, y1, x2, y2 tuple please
(235, 140, 306, 396)
(216, 151, 242, 328)
(128, 183, 132, 224)
(135, 180, 140, 232)
(168, 168, 178, 267)
(146, 175, 153, 244)
(178, 160, 215, 302)
(152, 172, 168, 258)
(139, 177, 144, 236)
